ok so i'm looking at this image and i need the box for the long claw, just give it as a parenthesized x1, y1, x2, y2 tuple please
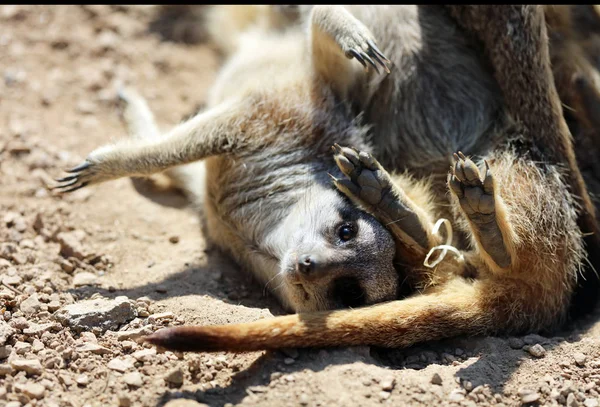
(60, 182, 89, 193)
(347, 49, 367, 69)
(55, 175, 78, 183)
(52, 178, 79, 190)
(367, 40, 391, 63)
(67, 161, 91, 173)
(361, 53, 380, 74)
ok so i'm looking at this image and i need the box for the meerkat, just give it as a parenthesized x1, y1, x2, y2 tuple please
(55, 5, 600, 351)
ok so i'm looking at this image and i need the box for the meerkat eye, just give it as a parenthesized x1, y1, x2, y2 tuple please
(338, 223, 356, 242)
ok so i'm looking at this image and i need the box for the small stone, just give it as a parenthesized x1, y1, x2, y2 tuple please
(76, 343, 112, 355)
(169, 235, 180, 244)
(567, 393, 579, 407)
(431, 373, 443, 386)
(379, 391, 391, 400)
(132, 348, 156, 362)
(147, 312, 174, 324)
(75, 374, 90, 386)
(283, 357, 295, 365)
(527, 344, 546, 358)
(22, 382, 45, 399)
(584, 399, 599, 407)
(123, 371, 143, 387)
(381, 377, 396, 392)
(299, 394, 310, 405)
(107, 357, 134, 372)
(72, 272, 98, 287)
(20, 294, 41, 315)
(0, 320, 16, 345)
(163, 400, 210, 407)
(23, 322, 55, 336)
(59, 259, 74, 273)
(11, 358, 43, 375)
(115, 325, 152, 340)
(0, 363, 13, 376)
(118, 395, 131, 407)
(0, 345, 11, 358)
(56, 230, 87, 260)
(508, 337, 525, 349)
(164, 367, 184, 386)
(449, 389, 466, 402)
(519, 388, 540, 404)
(574, 352, 587, 367)
(14, 341, 31, 354)
(54, 296, 137, 333)
(32, 339, 44, 352)
(2, 274, 22, 285)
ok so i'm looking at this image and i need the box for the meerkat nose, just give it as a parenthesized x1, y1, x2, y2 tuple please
(297, 254, 316, 275)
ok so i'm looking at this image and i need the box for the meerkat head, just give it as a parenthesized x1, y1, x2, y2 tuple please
(278, 187, 398, 312)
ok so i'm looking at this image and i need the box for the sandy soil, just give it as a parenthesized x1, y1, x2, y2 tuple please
(1, 5, 599, 407)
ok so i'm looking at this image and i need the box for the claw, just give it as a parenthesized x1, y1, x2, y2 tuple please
(55, 175, 78, 183)
(457, 151, 467, 161)
(452, 152, 460, 163)
(361, 52, 380, 74)
(67, 161, 91, 173)
(52, 178, 79, 190)
(367, 40, 391, 63)
(367, 50, 390, 74)
(60, 182, 89, 193)
(346, 49, 367, 70)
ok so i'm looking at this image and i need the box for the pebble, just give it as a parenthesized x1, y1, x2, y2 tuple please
(508, 337, 525, 349)
(59, 258, 75, 273)
(381, 377, 396, 392)
(0, 320, 16, 345)
(23, 322, 55, 336)
(163, 400, 210, 407)
(123, 371, 144, 387)
(169, 235, 180, 244)
(283, 358, 295, 365)
(519, 388, 540, 404)
(56, 230, 87, 260)
(527, 344, 546, 358)
(107, 357, 134, 372)
(76, 343, 113, 355)
(431, 373, 443, 386)
(72, 272, 98, 287)
(132, 348, 156, 362)
(449, 389, 466, 402)
(574, 352, 587, 367)
(567, 393, 579, 407)
(0, 363, 13, 376)
(164, 367, 184, 386)
(147, 312, 174, 324)
(21, 382, 46, 399)
(76, 374, 90, 386)
(11, 358, 43, 375)
(584, 399, 599, 407)
(54, 296, 137, 333)
(2, 274, 22, 285)
(20, 293, 42, 315)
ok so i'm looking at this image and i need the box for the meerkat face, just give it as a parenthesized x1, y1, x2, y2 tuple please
(279, 188, 398, 312)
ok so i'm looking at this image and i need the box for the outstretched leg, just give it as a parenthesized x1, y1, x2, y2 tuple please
(330, 144, 438, 261)
(54, 97, 258, 193)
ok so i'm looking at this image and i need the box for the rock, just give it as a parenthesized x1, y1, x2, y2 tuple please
(169, 235, 180, 244)
(147, 312, 174, 324)
(381, 377, 396, 392)
(449, 389, 466, 402)
(574, 352, 587, 367)
(164, 367, 184, 386)
(56, 230, 87, 260)
(519, 388, 540, 404)
(2, 274, 22, 285)
(11, 358, 43, 375)
(14, 341, 31, 354)
(76, 374, 90, 386)
(72, 272, 98, 287)
(0, 363, 13, 376)
(431, 373, 443, 386)
(59, 258, 75, 273)
(54, 296, 137, 333)
(584, 399, 599, 407)
(23, 322, 56, 336)
(76, 343, 112, 355)
(115, 325, 153, 340)
(163, 400, 210, 407)
(0, 320, 15, 345)
(123, 371, 143, 387)
(20, 294, 41, 315)
(0, 345, 11, 358)
(567, 393, 580, 407)
(508, 337, 525, 349)
(283, 358, 295, 365)
(527, 344, 546, 358)
(21, 382, 45, 399)
(107, 357, 134, 372)
(132, 348, 156, 362)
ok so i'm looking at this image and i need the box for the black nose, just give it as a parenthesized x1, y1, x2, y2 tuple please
(297, 254, 316, 274)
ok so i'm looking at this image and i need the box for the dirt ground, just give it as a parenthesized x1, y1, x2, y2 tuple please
(1, 5, 599, 407)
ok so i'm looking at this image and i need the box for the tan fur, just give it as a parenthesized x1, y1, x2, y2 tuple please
(56, 6, 600, 352)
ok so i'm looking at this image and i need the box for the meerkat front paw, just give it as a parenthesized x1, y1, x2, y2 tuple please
(334, 24, 391, 74)
(53, 146, 123, 193)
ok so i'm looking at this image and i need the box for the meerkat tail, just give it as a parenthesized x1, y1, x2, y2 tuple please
(144, 280, 494, 352)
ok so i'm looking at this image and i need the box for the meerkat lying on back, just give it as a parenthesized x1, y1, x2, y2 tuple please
(56, 5, 600, 351)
